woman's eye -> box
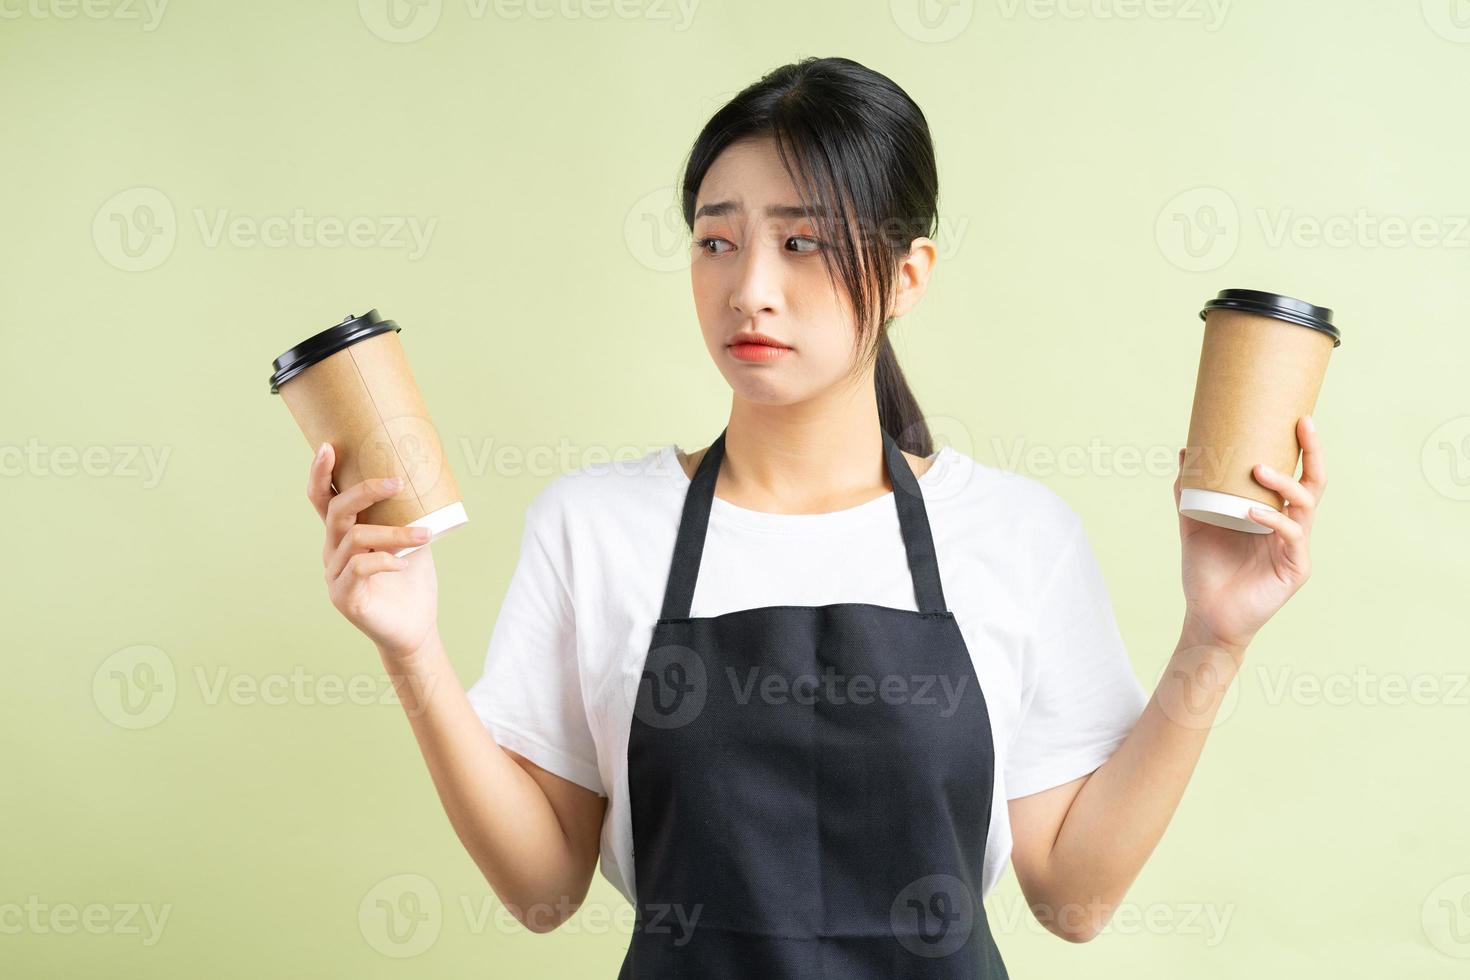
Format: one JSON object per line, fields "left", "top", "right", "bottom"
{"left": 695, "top": 235, "right": 821, "bottom": 255}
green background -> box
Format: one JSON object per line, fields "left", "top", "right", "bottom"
{"left": 4, "top": 0, "right": 1468, "bottom": 975}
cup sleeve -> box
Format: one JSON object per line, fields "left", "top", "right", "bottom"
{"left": 1003, "top": 516, "right": 1149, "bottom": 800}
{"left": 465, "top": 486, "right": 605, "bottom": 797}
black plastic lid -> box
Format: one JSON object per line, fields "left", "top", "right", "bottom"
{"left": 1199, "top": 289, "right": 1340, "bottom": 347}
{"left": 269, "top": 310, "right": 401, "bottom": 393}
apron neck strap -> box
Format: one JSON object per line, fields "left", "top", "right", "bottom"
{"left": 658, "top": 426, "right": 948, "bottom": 620}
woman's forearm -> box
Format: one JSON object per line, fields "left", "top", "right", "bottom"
{"left": 1033, "top": 623, "right": 1245, "bottom": 940}
{"left": 376, "top": 626, "right": 595, "bottom": 928}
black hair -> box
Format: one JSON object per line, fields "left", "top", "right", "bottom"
{"left": 679, "top": 55, "right": 939, "bottom": 457}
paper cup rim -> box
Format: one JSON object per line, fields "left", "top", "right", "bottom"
{"left": 1179, "top": 488, "right": 1276, "bottom": 534}
{"left": 392, "top": 501, "right": 470, "bottom": 558}
{"left": 1199, "top": 289, "right": 1340, "bottom": 347}
{"left": 269, "top": 309, "right": 401, "bottom": 393}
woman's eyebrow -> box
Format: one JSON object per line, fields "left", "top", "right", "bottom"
{"left": 693, "top": 201, "right": 830, "bottom": 220}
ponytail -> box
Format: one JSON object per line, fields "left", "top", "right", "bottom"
{"left": 874, "top": 332, "right": 933, "bottom": 457}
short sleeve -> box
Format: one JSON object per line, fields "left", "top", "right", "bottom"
{"left": 465, "top": 487, "right": 605, "bottom": 796}
{"left": 1004, "top": 516, "right": 1149, "bottom": 800}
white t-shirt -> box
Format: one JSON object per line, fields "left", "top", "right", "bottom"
{"left": 465, "top": 441, "right": 1150, "bottom": 906}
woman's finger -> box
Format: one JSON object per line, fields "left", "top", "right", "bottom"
{"left": 326, "top": 523, "right": 430, "bottom": 581}
{"left": 324, "top": 477, "right": 405, "bottom": 551}
{"left": 307, "top": 442, "right": 335, "bottom": 521}
{"left": 1248, "top": 504, "right": 1310, "bottom": 572}
{"left": 335, "top": 550, "right": 407, "bottom": 593}
{"left": 1174, "top": 448, "right": 1184, "bottom": 508}
{"left": 1253, "top": 462, "right": 1317, "bottom": 518}
{"left": 1298, "top": 415, "right": 1327, "bottom": 501}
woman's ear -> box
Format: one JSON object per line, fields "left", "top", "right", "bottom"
{"left": 891, "top": 236, "right": 937, "bottom": 319}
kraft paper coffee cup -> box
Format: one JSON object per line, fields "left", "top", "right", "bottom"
{"left": 269, "top": 310, "right": 467, "bottom": 557}
{"left": 1179, "top": 289, "right": 1341, "bottom": 534}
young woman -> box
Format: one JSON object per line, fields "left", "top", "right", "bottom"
{"left": 305, "top": 57, "right": 1326, "bottom": 978}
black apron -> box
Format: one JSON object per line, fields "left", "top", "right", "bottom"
{"left": 620, "top": 426, "right": 1008, "bottom": 979}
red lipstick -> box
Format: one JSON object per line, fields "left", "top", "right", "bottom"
{"left": 727, "top": 331, "right": 792, "bottom": 363}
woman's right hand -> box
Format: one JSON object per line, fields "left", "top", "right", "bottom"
{"left": 308, "top": 442, "right": 439, "bottom": 660}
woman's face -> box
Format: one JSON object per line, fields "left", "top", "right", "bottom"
{"left": 688, "top": 137, "right": 877, "bottom": 407}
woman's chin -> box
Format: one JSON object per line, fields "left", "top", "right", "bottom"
{"left": 723, "top": 375, "right": 805, "bottom": 406}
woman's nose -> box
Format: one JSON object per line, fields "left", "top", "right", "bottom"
{"left": 728, "top": 229, "right": 782, "bottom": 317}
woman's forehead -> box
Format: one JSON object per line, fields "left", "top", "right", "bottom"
{"left": 696, "top": 140, "right": 802, "bottom": 210}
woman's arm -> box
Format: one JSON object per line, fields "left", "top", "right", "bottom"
{"left": 1009, "top": 416, "right": 1326, "bottom": 942}
{"left": 381, "top": 625, "right": 608, "bottom": 933}
{"left": 1008, "top": 628, "right": 1239, "bottom": 942}
{"left": 305, "top": 443, "right": 606, "bottom": 932}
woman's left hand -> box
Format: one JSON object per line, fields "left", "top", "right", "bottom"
{"left": 1173, "top": 415, "right": 1326, "bottom": 658}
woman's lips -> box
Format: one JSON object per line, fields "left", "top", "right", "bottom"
{"left": 727, "top": 341, "right": 792, "bottom": 362}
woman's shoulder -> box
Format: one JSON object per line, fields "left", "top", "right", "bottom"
{"left": 929, "top": 444, "right": 1087, "bottom": 545}
{"left": 523, "top": 442, "right": 684, "bottom": 529}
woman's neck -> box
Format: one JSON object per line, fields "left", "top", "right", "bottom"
{"left": 677, "top": 383, "right": 934, "bottom": 515}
